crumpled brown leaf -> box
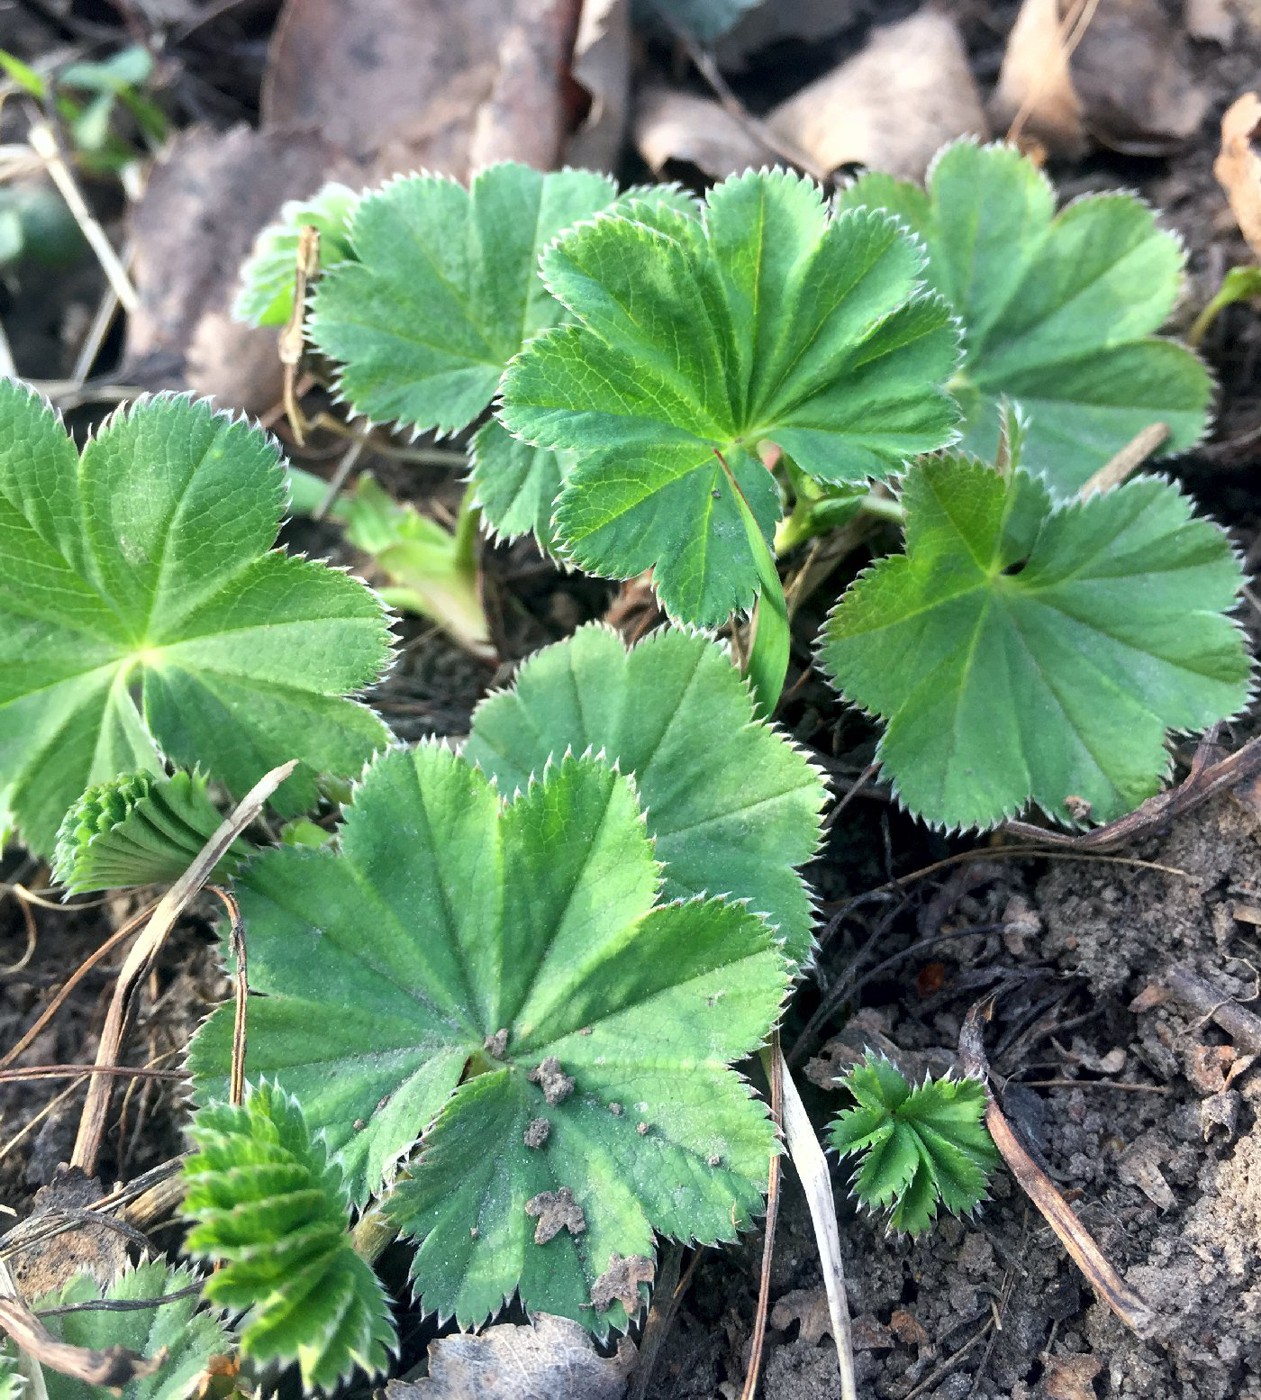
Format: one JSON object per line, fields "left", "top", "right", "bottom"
{"left": 4, "top": 1166, "right": 127, "bottom": 1298}
{"left": 387, "top": 1313, "right": 635, "bottom": 1399}
{"left": 634, "top": 86, "right": 777, "bottom": 179}
{"left": 765, "top": 10, "right": 988, "bottom": 181}
{"left": 568, "top": 0, "right": 631, "bottom": 169}
{"left": 1215, "top": 92, "right": 1261, "bottom": 260}
{"left": 993, "top": 0, "right": 1208, "bottom": 157}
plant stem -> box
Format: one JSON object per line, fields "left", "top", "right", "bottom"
{"left": 452, "top": 479, "right": 482, "bottom": 577}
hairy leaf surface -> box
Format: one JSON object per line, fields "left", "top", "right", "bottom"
{"left": 838, "top": 142, "right": 1211, "bottom": 492}
{"left": 307, "top": 165, "right": 619, "bottom": 546}
{"left": 830, "top": 1055, "right": 997, "bottom": 1235}
{"left": 189, "top": 748, "right": 785, "bottom": 1333}
{"left": 500, "top": 169, "right": 960, "bottom": 624}
{"left": 464, "top": 624, "right": 825, "bottom": 968}
{"left": 0, "top": 384, "right": 392, "bottom": 855}
{"left": 4, "top": 1261, "right": 230, "bottom": 1400}
{"left": 819, "top": 454, "right": 1250, "bottom": 828}
{"left": 183, "top": 1082, "right": 395, "bottom": 1392}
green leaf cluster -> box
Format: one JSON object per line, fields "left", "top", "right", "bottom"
{"left": 0, "top": 1261, "right": 230, "bottom": 1400}
{"left": 52, "top": 768, "right": 245, "bottom": 894}
{"left": 838, "top": 141, "right": 1212, "bottom": 494}
{"left": 0, "top": 382, "right": 392, "bottom": 856}
{"left": 500, "top": 167, "right": 961, "bottom": 625}
{"left": 183, "top": 1081, "right": 395, "bottom": 1392}
{"left": 189, "top": 742, "right": 791, "bottom": 1334}
{"left": 819, "top": 451, "right": 1250, "bottom": 828}
{"left": 829, "top": 1055, "right": 998, "bottom": 1235}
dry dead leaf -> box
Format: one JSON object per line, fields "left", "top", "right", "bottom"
{"left": 388, "top": 1313, "right": 635, "bottom": 1399}
{"left": 770, "top": 1286, "right": 832, "bottom": 1345}
{"left": 766, "top": 10, "right": 987, "bottom": 181}
{"left": 1215, "top": 92, "right": 1261, "bottom": 259}
{"left": 1184, "top": 0, "right": 1236, "bottom": 42}
{"left": 994, "top": 0, "right": 1207, "bottom": 157}
{"left": 5, "top": 1166, "right": 127, "bottom": 1299}
{"left": 634, "top": 86, "right": 777, "bottom": 179}
{"left": 992, "top": 0, "right": 1086, "bottom": 156}
{"left": 1039, "top": 1353, "right": 1104, "bottom": 1400}
{"left": 567, "top": 0, "right": 631, "bottom": 169}
{"left": 127, "top": 126, "right": 349, "bottom": 413}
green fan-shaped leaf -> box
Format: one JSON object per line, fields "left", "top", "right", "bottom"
{"left": 464, "top": 623, "right": 825, "bottom": 968}
{"left": 837, "top": 141, "right": 1212, "bottom": 493}
{"left": 819, "top": 453, "right": 1250, "bottom": 829}
{"left": 52, "top": 769, "right": 246, "bottom": 894}
{"left": 830, "top": 1055, "right": 998, "bottom": 1235}
{"left": 189, "top": 747, "right": 786, "bottom": 1333}
{"left": 183, "top": 1081, "right": 395, "bottom": 1392}
{"left": 2, "top": 1261, "right": 230, "bottom": 1400}
{"left": 233, "top": 181, "right": 359, "bottom": 328}
{"left": 499, "top": 168, "right": 961, "bottom": 626}
{"left": 307, "top": 164, "right": 619, "bottom": 546}
{"left": 0, "top": 1352, "right": 24, "bottom": 1400}
{"left": 0, "top": 383, "right": 392, "bottom": 856}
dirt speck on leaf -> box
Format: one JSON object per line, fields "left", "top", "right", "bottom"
{"left": 528, "top": 1055, "right": 575, "bottom": 1104}
{"left": 590, "top": 1252, "right": 655, "bottom": 1314}
{"left": 524, "top": 1186, "right": 585, "bottom": 1244}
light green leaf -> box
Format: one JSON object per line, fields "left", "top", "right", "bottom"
{"left": 819, "top": 453, "right": 1250, "bottom": 829}
{"left": 233, "top": 182, "right": 359, "bottom": 328}
{"left": 308, "top": 163, "right": 619, "bottom": 546}
{"left": 52, "top": 768, "right": 247, "bottom": 894}
{"left": 469, "top": 419, "right": 571, "bottom": 552}
{"left": 0, "top": 383, "right": 392, "bottom": 857}
{"left": 838, "top": 141, "right": 1212, "bottom": 493}
{"left": 499, "top": 169, "right": 961, "bottom": 625}
{"left": 309, "top": 163, "right": 615, "bottom": 435}
{"left": 183, "top": 1081, "right": 395, "bottom": 1392}
{"left": 0, "top": 1351, "right": 24, "bottom": 1400}
{"left": 189, "top": 747, "right": 786, "bottom": 1333}
{"left": 830, "top": 1055, "right": 998, "bottom": 1235}
{"left": 3, "top": 1261, "right": 230, "bottom": 1400}
{"left": 464, "top": 623, "right": 825, "bottom": 968}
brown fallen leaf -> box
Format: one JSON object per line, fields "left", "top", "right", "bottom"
{"left": 1184, "top": 0, "right": 1236, "bottom": 43}
{"left": 387, "top": 1313, "right": 635, "bottom": 1399}
{"left": 770, "top": 1286, "right": 832, "bottom": 1345}
{"left": 1040, "top": 1352, "right": 1104, "bottom": 1400}
{"left": 766, "top": 10, "right": 988, "bottom": 181}
{"left": 1215, "top": 92, "right": 1261, "bottom": 260}
{"left": 634, "top": 86, "right": 777, "bottom": 179}
{"left": 5, "top": 1166, "right": 127, "bottom": 1299}
{"left": 568, "top": 0, "right": 631, "bottom": 169}
{"left": 994, "top": 0, "right": 1207, "bottom": 157}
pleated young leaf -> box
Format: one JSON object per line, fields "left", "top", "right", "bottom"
{"left": 499, "top": 168, "right": 961, "bottom": 626}
{"left": 183, "top": 1082, "right": 396, "bottom": 1393}
{"left": 830, "top": 1055, "right": 998, "bottom": 1236}
{"left": 464, "top": 623, "right": 825, "bottom": 969}
{"left": 0, "top": 1261, "right": 230, "bottom": 1400}
{"left": 837, "top": 141, "right": 1212, "bottom": 494}
{"left": 819, "top": 453, "right": 1251, "bottom": 829}
{"left": 0, "top": 383, "right": 392, "bottom": 856}
{"left": 52, "top": 768, "right": 247, "bottom": 894}
{"left": 188, "top": 747, "right": 786, "bottom": 1334}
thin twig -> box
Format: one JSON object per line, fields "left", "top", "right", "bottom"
{"left": 1078, "top": 423, "right": 1168, "bottom": 498}
{"left": 27, "top": 120, "right": 139, "bottom": 314}
{"left": 740, "top": 1033, "right": 783, "bottom": 1400}
{"left": 210, "top": 886, "right": 249, "bottom": 1106}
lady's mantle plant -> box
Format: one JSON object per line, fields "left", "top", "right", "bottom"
{"left": 819, "top": 439, "right": 1250, "bottom": 828}
{"left": 499, "top": 166, "right": 961, "bottom": 625}
{"left": 189, "top": 746, "right": 791, "bottom": 1334}
{"left": 0, "top": 380, "right": 391, "bottom": 855}
{"left": 830, "top": 1054, "right": 998, "bottom": 1236}
{"left": 837, "top": 141, "right": 1212, "bottom": 494}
